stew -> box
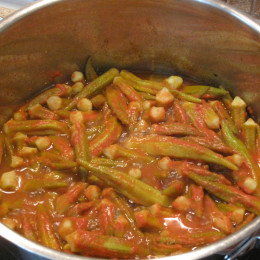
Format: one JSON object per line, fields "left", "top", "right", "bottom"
{"left": 0, "top": 61, "right": 259, "bottom": 258}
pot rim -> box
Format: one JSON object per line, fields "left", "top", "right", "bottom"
{"left": 0, "top": 0, "right": 260, "bottom": 259}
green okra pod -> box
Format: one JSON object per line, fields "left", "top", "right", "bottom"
{"left": 90, "top": 117, "right": 122, "bottom": 157}
{"left": 23, "top": 179, "right": 68, "bottom": 191}
{"left": 65, "top": 230, "right": 149, "bottom": 257}
{"left": 182, "top": 85, "right": 228, "bottom": 98}
{"left": 71, "top": 122, "right": 90, "bottom": 179}
{"left": 84, "top": 56, "right": 98, "bottom": 82}
{"left": 37, "top": 204, "right": 60, "bottom": 250}
{"left": 27, "top": 84, "right": 71, "bottom": 109}
{"left": 106, "top": 85, "right": 130, "bottom": 124}
{"left": 104, "top": 144, "right": 155, "bottom": 163}
{"left": 221, "top": 120, "right": 260, "bottom": 194}
{"left": 78, "top": 160, "right": 171, "bottom": 207}
{"left": 65, "top": 68, "right": 119, "bottom": 110}
{"left": 113, "top": 76, "right": 143, "bottom": 103}
{"left": 183, "top": 170, "right": 260, "bottom": 215}
{"left": 151, "top": 123, "right": 200, "bottom": 136}
{"left": 4, "top": 120, "right": 68, "bottom": 135}
{"left": 243, "top": 118, "right": 257, "bottom": 151}
{"left": 126, "top": 135, "right": 238, "bottom": 170}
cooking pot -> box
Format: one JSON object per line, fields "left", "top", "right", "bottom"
{"left": 0, "top": 0, "right": 260, "bottom": 259}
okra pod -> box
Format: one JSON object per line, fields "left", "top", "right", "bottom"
{"left": 50, "top": 136, "right": 74, "bottom": 160}
{"left": 71, "top": 123, "right": 90, "bottom": 179}
{"left": 67, "top": 201, "right": 95, "bottom": 217}
{"left": 121, "top": 70, "right": 202, "bottom": 102}
{"left": 4, "top": 120, "right": 68, "bottom": 135}
{"left": 65, "top": 230, "right": 149, "bottom": 257}
{"left": 103, "top": 188, "right": 143, "bottom": 237}
{"left": 28, "top": 104, "right": 59, "bottom": 120}
{"left": 235, "top": 213, "right": 255, "bottom": 231}
{"left": 22, "top": 215, "right": 37, "bottom": 242}
{"left": 37, "top": 204, "right": 60, "bottom": 250}
{"left": 221, "top": 120, "right": 260, "bottom": 193}
{"left": 158, "top": 231, "right": 225, "bottom": 246}
{"left": 106, "top": 85, "right": 130, "bottom": 124}
{"left": 231, "top": 96, "right": 246, "bottom": 129}
{"left": 182, "top": 101, "right": 223, "bottom": 143}
{"left": 40, "top": 151, "right": 77, "bottom": 170}
{"left": 90, "top": 117, "right": 122, "bottom": 157}
{"left": 78, "top": 160, "right": 171, "bottom": 207}
{"left": 27, "top": 84, "right": 71, "bottom": 109}
{"left": 104, "top": 144, "right": 155, "bottom": 163}
{"left": 151, "top": 123, "right": 200, "bottom": 136}
{"left": 90, "top": 157, "right": 127, "bottom": 167}
{"left": 210, "top": 100, "right": 237, "bottom": 134}
{"left": 243, "top": 118, "right": 257, "bottom": 151}
{"left": 113, "top": 76, "right": 143, "bottom": 103}
{"left": 65, "top": 68, "right": 119, "bottom": 110}
{"left": 220, "top": 85, "right": 233, "bottom": 109}
{"left": 184, "top": 136, "right": 234, "bottom": 154}
{"left": 173, "top": 101, "right": 190, "bottom": 124}
{"left": 216, "top": 202, "right": 245, "bottom": 224}
{"left": 126, "top": 135, "right": 238, "bottom": 170}
{"left": 182, "top": 85, "right": 228, "bottom": 98}
{"left": 84, "top": 56, "right": 98, "bottom": 82}
{"left": 23, "top": 179, "right": 68, "bottom": 191}
{"left": 183, "top": 171, "right": 260, "bottom": 215}
{"left": 204, "top": 195, "right": 232, "bottom": 234}
{"left": 98, "top": 198, "right": 116, "bottom": 235}
{"left": 162, "top": 180, "right": 185, "bottom": 197}
{"left": 190, "top": 184, "right": 204, "bottom": 218}
{"left": 55, "top": 182, "right": 87, "bottom": 214}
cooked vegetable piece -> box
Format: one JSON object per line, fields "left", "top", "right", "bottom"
{"left": 103, "top": 144, "right": 155, "bottom": 163}
{"left": 71, "top": 123, "right": 90, "bottom": 179}
{"left": 79, "top": 160, "right": 171, "bottom": 207}
{"left": 65, "top": 68, "right": 119, "bottom": 110}
{"left": 56, "top": 182, "right": 87, "bottom": 214}
{"left": 126, "top": 135, "right": 238, "bottom": 170}
{"left": 4, "top": 120, "right": 68, "bottom": 135}
{"left": 84, "top": 56, "right": 98, "bottom": 82}
{"left": 106, "top": 85, "right": 130, "bottom": 124}
{"left": 221, "top": 120, "right": 260, "bottom": 194}
{"left": 37, "top": 204, "right": 60, "bottom": 250}
{"left": 65, "top": 230, "right": 149, "bottom": 257}
{"left": 27, "top": 84, "right": 71, "bottom": 109}
{"left": 90, "top": 117, "right": 122, "bottom": 157}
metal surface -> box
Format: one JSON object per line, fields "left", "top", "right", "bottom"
{"left": 0, "top": 0, "right": 260, "bottom": 259}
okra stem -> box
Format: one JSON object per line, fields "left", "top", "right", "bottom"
{"left": 231, "top": 96, "right": 246, "bottom": 129}
{"left": 243, "top": 118, "right": 257, "bottom": 151}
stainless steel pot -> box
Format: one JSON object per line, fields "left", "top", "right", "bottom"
{"left": 0, "top": 0, "right": 260, "bottom": 259}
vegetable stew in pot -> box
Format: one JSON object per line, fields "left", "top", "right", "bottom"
{"left": 0, "top": 60, "right": 259, "bottom": 258}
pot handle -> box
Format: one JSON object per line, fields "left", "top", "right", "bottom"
{"left": 224, "top": 234, "right": 260, "bottom": 260}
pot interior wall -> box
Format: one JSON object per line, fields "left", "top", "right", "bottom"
{"left": 0, "top": 0, "right": 260, "bottom": 125}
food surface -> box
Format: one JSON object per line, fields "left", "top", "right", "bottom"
{"left": 0, "top": 61, "right": 260, "bottom": 258}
